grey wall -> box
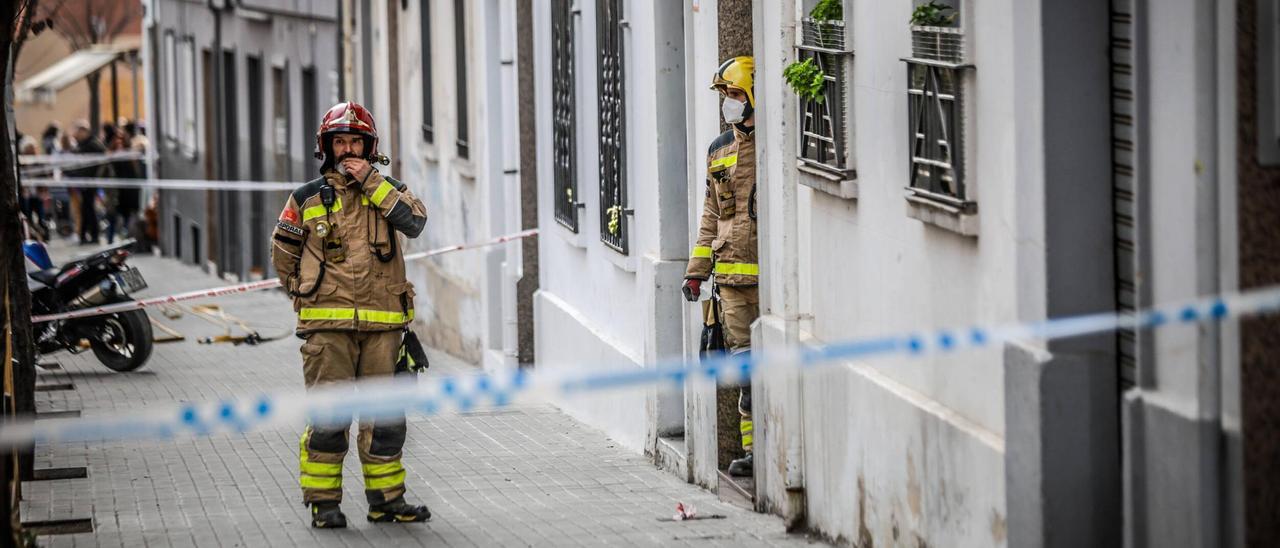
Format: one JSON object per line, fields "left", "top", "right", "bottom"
{"left": 1004, "top": 0, "right": 1121, "bottom": 546}
{"left": 153, "top": 0, "right": 337, "bottom": 278}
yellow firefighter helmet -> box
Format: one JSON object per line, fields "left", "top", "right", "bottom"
{"left": 710, "top": 56, "right": 755, "bottom": 108}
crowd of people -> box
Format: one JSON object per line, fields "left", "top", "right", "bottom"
{"left": 17, "top": 118, "right": 157, "bottom": 248}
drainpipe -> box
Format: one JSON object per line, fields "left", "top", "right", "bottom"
{"left": 499, "top": 0, "right": 521, "bottom": 366}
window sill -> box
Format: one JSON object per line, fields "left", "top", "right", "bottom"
{"left": 600, "top": 239, "right": 637, "bottom": 273}
{"left": 420, "top": 142, "right": 440, "bottom": 164}
{"left": 455, "top": 158, "right": 476, "bottom": 181}
{"left": 797, "top": 161, "right": 858, "bottom": 200}
{"left": 904, "top": 190, "right": 978, "bottom": 237}
{"left": 554, "top": 220, "right": 588, "bottom": 249}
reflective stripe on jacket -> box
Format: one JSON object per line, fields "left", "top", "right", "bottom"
{"left": 686, "top": 126, "right": 758, "bottom": 286}
{"left": 270, "top": 169, "right": 428, "bottom": 334}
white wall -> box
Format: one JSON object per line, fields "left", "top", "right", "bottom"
{"left": 753, "top": 0, "right": 1047, "bottom": 543}
{"left": 681, "top": 0, "right": 726, "bottom": 490}
{"left": 391, "top": 0, "right": 517, "bottom": 363}
{"left": 534, "top": 0, "right": 687, "bottom": 453}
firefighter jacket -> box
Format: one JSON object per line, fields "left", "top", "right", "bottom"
{"left": 271, "top": 169, "right": 428, "bottom": 334}
{"left": 686, "top": 125, "right": 758, "bottom": 286}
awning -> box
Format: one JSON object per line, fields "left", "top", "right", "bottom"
{"left": 16, "top": 44, "right": 136, "bottom": 105}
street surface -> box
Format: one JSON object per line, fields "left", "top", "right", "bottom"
{"left": 20, "top": 241, "right": 820, "bottom": 547}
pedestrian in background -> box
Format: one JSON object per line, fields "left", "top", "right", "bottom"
{"left": 106, "top": 123, "right": 140, "bottom": 244}
{"left": 67, "top": 120, "right": 111, "bottom": 245}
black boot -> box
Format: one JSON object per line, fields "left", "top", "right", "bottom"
{"left": 728, "top": 452, "right": 753, "bottom": 477}
{"left": 310, "top": 502, "right": 348, "bottom": 529}
{"left": 368, "top": 497, "right": 431, "bottom": 523}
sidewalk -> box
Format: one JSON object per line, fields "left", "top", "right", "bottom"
{"left": 20, "top": 243, "right": 820, "bottom": 547}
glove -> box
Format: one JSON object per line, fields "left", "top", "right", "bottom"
{"left": 682, "top": 279, "right": 702, "bottom": 302}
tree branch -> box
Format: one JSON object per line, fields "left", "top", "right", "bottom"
{"left": 14, "top": 0, "right": 43, "bottom": 59}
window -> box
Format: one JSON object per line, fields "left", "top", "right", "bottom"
{"left": 221, "top": 50, "right": 239, "bottom": 180}
{"left": 179, "top": 38, "right": 197, "bottom": 157}
{"left": 903, "top": 1, "right": 973, "bottom": 212}
{"left": 271, "top": 64, "right": 290, "bottom": 181}
{"left": 163, "top": 32, "right": 177, "bottom": 147}
{"left": 552, "top": 0, "right": 579, "bottom": 232}
{"left": 301, "top": 66, "right": 319, "bottom": 176}
{"left": 596, "top": 0, "right": 628, "bottom": 253}
{"left": 247, "top": 55, "right": 266, "bottom": 275}
{"left": 796, "top": 5, "right": 853, "bottom": 178}
{"left": 173, "top": 214, "right": 182, "bottom": 258}
{"left": 454, "top": 0, "right": 470, "bottom": 158}
{"left": 906, "top": 62, "right": 968, "bottom": 207}
{"left": 420, "top": 0, "right": 435, "bottom": 143}
{"left": 247, "top": 56, "right": 264, "bottom": 180}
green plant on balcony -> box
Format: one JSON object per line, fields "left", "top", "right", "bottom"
{"left": 910, "top": 1, "right": 957, "bottom": 26}
{"left": 782, "top": 0, "right": 843, "bottom": 104}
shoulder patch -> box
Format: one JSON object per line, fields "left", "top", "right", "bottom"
{"left": 276, "top": 221, "right": 305, "bottom": 237}
{"left": 290, "top": 177, "right": 326, "bottom": 206}
{"left": 279, "top": 206, "right": 300, "bottom": 224}
{"left": 708, "top": 129, "right": 735, "bottom": 156}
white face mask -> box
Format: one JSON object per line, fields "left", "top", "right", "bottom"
{"left": 721, "top": 97, "right": 747, "bottom": 124}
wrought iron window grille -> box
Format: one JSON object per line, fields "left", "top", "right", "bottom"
{"left": 552, "top": 0, "right": 580, "bottom": 232}
{"left": 904, "top": 60, "right": 973, "bottom": 211}
{"left": 597, "top": 0, "right": 628, "bottom": 254}
{"left": 421, "top": 0, "right": 435, "bottom": 144}
{"left": 796, "top": 17, "right": 853, "bottom": 178}
{"left": 903, "top": 15, "right": 972, "bottom": 211}
{"left": 454, "top": 0, "right": 470, "bottom": 159}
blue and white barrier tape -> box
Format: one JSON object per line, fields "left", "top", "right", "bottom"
{"left": 4, "top": 284, "right": 1279, "bottom": 449}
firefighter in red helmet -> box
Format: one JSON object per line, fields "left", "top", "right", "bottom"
{"left": 270, "top": 102, "right": 431, "bottom": 528}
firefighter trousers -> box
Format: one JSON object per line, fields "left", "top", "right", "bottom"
{"left": 718, "top": 284, "right": 758, "bottom": 452}
{"left": 298, "top": 330, "right": 408, "bottom": 505}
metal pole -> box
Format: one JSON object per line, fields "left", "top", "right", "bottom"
{"left": 130, "top": 53, "right": 140, "bottom": 121}
{"left": 110, "top": 60, "right": 120, "bottom": 126}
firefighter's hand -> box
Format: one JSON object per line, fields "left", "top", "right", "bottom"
{"left": 341, "top": 157, "right": 373, "bottom": 183}
{"left": 682, "top": 279, "right": 702, "bottom": 302}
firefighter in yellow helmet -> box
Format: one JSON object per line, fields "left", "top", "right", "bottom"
{"left": 682, "top": 57, "right": 758, "bottom": 477}
{"left": 271, "top": 102, "right": 431, "bottom": 528}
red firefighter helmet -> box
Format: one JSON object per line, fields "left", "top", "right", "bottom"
{"left": 313, "top": 102, "right": 379, "bottom": 165}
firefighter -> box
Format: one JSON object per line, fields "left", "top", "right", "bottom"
{"left": 270, "top": 102, "right": 431, "bottom": 528}
{"left": 682, "top": 57, "right": 759, "bottom": 478}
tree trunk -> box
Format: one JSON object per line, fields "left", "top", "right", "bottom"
{"left": 2, "top": 1, "right": 40, "bottom": 544}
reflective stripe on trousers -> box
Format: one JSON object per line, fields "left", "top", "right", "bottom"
{"left": 299, "top": 427, "right": 343, "bottom": 490}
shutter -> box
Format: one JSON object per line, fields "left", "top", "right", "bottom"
{"left": 1111, "top": 0, "right": 1140, "bottom": 389}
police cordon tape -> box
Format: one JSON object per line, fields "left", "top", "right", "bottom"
{"left": 29, "top": 228, "right": 540, "bottom": 324}
{"left": 18, "top": 153, "right": 147, "bottom": 177}
{"left": 19, "top": 152, "right": 146, "bottom": 166}
{"left": 4, "top": 284, "right": 1280, "bottom": 450}
{"left": 22, "top": 177, "right": 298, "bottom": 192}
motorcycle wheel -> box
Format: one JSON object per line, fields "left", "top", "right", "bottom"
{"left": 89, "top": 309, "right": 154, "bottom": 372}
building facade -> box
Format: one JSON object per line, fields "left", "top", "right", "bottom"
{"left": 529, "top": 0, "right": 1276, "bottom": 545}
{"left": 147, "top": 0, "right": 340, "bottom": 281}
{"left": 342, "top": 0, "right": 531, "bottom": 367}
{"left": 144, "top": 0, "right": 1280, "bottom": 544}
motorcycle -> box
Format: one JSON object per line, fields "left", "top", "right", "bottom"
{"left": 24, "top": 237, "right": 155, "bottom": 372}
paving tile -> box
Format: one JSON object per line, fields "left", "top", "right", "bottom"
{"left": 21, "top": 243, "right": 817, "bottom": 547}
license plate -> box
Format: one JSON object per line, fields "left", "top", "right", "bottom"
{"left": 118, "top": 267, "right": 147, "bottom": 293}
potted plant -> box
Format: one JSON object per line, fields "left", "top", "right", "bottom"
{"left": 783, "top": 0, "right": 844, "bottom": 104}
{"left": 909, "top": 1, "right": 962, "bottom": 64}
